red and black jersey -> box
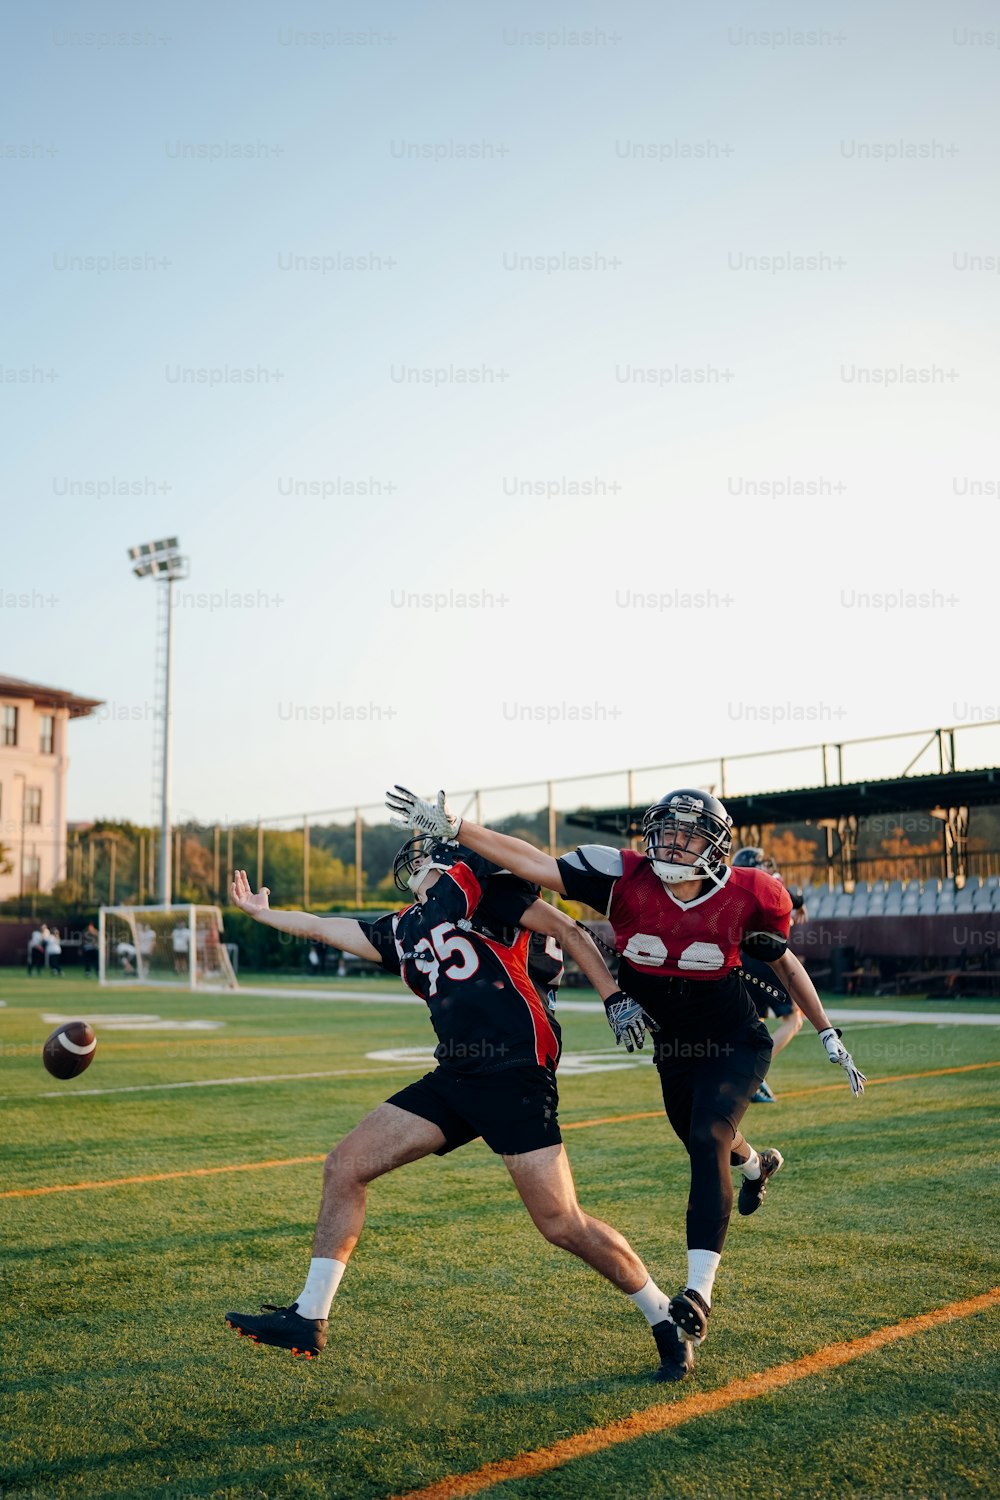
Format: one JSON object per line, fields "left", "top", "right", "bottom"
{"left": 558, "top": 849, "right": 792, "bottom": 1041}
{"left": 359, "top": 863, "right": 561, "bottom": 1075}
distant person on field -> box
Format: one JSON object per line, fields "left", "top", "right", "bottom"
{"left": 82, "top": 922, "right": 100, "bottom": 978}
{"left": 172, "top": 920, "right": 190, "bottom": 975}
{"left": 45, "top": 927, "right": 63, "bottom": 977}
{"left": 28, "top": 925, "right": 48, "bottom": 975}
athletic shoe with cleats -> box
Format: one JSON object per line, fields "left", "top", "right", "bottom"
{"left": 225, "top": 1301, "right": 327, "bottom": 1358}
{"left": 738, "top": 1148, "right": 784, "bottom": 1216}
{"left": 667, "top": 1287, "right": 710, "bottom": 1345}
{"left": 651, "top": 1316, "right": 695, "bottom": 1382}
{"left": 751, "top": 1079, "right": 776, "bottom": 1103}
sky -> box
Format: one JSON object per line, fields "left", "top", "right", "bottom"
{"left": 4, "top": 0, "right": 1000, "bottom": 831}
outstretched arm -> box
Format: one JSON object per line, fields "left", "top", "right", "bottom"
{"left": 457, "top": 821, "right": 566, "bottom": 895}
{"left": 384, "top": 785, "right": 565, "bottom": 893}
{"left": 229, "top": 870, "right": 382, "bottom": 963}
{"left": 517, "top": 899, "right": 618, "bottom": 999}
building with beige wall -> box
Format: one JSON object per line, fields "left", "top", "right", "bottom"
{"left": 0, "top": 675, "right": 102, "bottom": 901}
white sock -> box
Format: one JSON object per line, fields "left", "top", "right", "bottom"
{"left": 686, "top": 1249, "right": 721, "bottom": 1308}
{"left": 736, "top": 1147, "right": 761, "bottom": 1180}
{"left": 628, "top": 1275, "right": 671, "bottom": 1326}
{"left": 296, "top": 1257, "right": 347, "bottom": 1320}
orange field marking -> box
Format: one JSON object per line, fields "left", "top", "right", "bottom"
{"left": 3, "top": 1059, "right": 998, "bottom": 1201}
{"left": 390, "top": 1287, "right": 1000, "bottom": 1500}
{"left": 561, "top": 1058, "right": 1000, "bottom": 1129}
{"left": 0, "top": 1155, "right": 326, "bottom": 1198}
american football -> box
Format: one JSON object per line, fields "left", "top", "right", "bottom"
{"left": 41, "top": 1020, "right": 96, "bottom": 1080}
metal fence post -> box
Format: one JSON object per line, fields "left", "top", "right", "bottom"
{"left": 355, "top": 808, "right": 363, "bottom": 908}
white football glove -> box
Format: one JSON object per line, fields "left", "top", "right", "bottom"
{"left": 385, "top": 785, "right": 461, "bottom": 840}
{"left": 604, "top": 992, "right": 658, "bottom": 1053}
{"left": 819, "top": 1026, "right": 867, "bottom": 1097}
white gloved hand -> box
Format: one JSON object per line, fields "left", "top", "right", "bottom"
{"left": 385, "top": 785, "right": 461, "bottom": 840}
{"left": 819, "top": 1026, "right": 867, "bottom": 1097}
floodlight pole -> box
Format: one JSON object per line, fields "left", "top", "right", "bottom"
{"left": 160, "top": 573, "right": 175, "bottom": 908}
{"left": 128, "top": 537, "right": 187, "bottom": 910}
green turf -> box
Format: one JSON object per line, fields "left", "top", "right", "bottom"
{"left": 2, "top": 975, "right": 998, "bottom": 1500}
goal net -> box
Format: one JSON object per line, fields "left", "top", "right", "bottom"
{"left": 99, "top": 905, "right": 239, "bottom": 990}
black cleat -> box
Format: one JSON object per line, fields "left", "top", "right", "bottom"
{"left": 225, "top": 1301, "right": 327, "bottom": 1358}
{"left": 668, "top": 1287, "right": 710, "bottom": 1345}
{"left": 738, "top": 1148, "right": 784, "bottom": 1216}
{"left": 651, "top": 1316, "right": 695, "bottom": 1382}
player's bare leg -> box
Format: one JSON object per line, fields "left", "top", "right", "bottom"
{"left": 504, "top": 1144, "right": 692, "bottom": 1380}
{"left": 312, "top": 1103, "right": 446, "bottom": 1262}
{"left": 770, "top": 1005, "right": 804, "bottom": 1058}
{"left": 226, "top": 1104, "right": 445, "bottom": 1358}
{"left": 504, "top": 1143, "right": 646, "bottom": 1289}
{"left": 753, "top": 1006, "right": 803, "bottom": 1100}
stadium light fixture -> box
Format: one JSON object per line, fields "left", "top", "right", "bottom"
{"left": 128, "top": 537, "right": 185, "bottom": 580}
{"left": 127, "top": 536, "right": 189, "bottom": 907}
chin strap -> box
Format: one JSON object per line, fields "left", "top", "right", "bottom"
{"left": 407, "top": 860, "right": 453, "bottom": 894}
{"left": 650, "top": 857, "right": 727, "bottom": 888}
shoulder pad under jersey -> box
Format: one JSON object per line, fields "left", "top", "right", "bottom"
{"left": 561, "top": 845, "right": 625, "bottom": 878}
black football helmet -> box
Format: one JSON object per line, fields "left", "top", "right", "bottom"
{"left": 641, "top": 788, "right": 733, "bottom": 886}
{"left": 732, "top": 846, "right": 777, "bottom": 873}
{"left": 392, "top": 834, "right": 462, "bottom": 893}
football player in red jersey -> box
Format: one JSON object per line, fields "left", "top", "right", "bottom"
{"left": 387, "top": 786, "right": 866, "bottom": 1380}
{"left": 224, "top": 841, "right": 686, "bottom": 1378}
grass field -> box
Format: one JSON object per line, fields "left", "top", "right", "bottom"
{"left": 3, "top": 973, "right": 999, "bottom": 1500}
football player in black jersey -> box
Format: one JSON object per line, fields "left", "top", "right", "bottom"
{"left": 387, "top": 786, "right": 866, "bottom": 1379}
{"left": 224, "top": 843, "right": 688, "bottom": 1378}
{"left": 732, "top": 847, "right": 807, "bottom": 1102}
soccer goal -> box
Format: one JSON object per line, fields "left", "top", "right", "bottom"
{"left": 99, "top": 905, "right": 239, "bottom": 990}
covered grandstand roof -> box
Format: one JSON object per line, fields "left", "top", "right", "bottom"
{"left": 565, "top": 767, "right": 1000, "bottom": 838}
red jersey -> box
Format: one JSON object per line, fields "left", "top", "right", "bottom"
{"left": 558, "top": 847, "right": 793, "bottom": 1042}
{"left": 608, "top": 855, "right": 792, "bottom": 979}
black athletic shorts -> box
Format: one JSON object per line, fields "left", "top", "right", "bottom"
{"left": 386, "top": 1063, "right": 562, "bottom": 1157}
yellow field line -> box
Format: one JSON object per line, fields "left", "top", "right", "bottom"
{"left": 390, "top": 1287, "right": 1000, "bottom": 1500}
{"left": 4, "top": 1059, "right": 998, "bottom": 1201}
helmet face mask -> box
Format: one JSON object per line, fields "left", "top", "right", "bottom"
{"left": 392, "top": 835, "right": 458, "bottom": 894}
{"left": 641, "top": 789, "right": 733, "bottom": 887}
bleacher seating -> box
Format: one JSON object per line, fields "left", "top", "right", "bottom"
{"left": 793, "top": 874, "right": 1000, "bottom": 916}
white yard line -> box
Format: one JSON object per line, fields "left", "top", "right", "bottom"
{"left": 5, "top": 1063, "right": 420, "bottom": 1102}
{"left": 238, "top": 987, "right": 1000, "bottom": 1025}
